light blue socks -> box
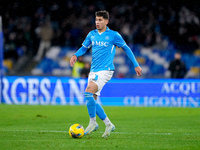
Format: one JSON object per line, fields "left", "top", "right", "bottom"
{"left": 85, "top": 92, "right": 107, "bottom": 120}
{"left": 96, "top": 103, "right": 107, "bottom": 120}
{"left": 85, "top": 92, "right": 96, "bottom": 118}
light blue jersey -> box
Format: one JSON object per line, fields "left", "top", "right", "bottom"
{"left": 75, "top": 27, "right": 139, "bottom": 72}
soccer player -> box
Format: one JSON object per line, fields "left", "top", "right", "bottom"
{"left": 70, "top": 10, "right": 142, "bottom": 138}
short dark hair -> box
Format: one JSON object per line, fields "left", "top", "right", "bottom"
{"left": 95, "top": 10, "right": 109, "bottom": 20}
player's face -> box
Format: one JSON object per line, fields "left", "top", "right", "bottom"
{"left": 95, "top": 16, "right": 108, "bottom": 32}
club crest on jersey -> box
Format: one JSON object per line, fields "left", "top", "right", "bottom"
{"left": 92, "top": 41, "right": 109, "bottom": 47}
{"left": 105, "top": 36, "right": 109, "bottom": 40}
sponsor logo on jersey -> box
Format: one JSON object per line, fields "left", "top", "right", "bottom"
{"left": 92, "top": 41, "right": 109, "bottom": 47}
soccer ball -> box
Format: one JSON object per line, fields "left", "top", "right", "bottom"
{"left": 69, "top": 124, "right": 84, "bottom": 138}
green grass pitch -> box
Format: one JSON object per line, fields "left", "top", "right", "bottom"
{"left": 0, "top": 104, "right": 200, "bottom": 150}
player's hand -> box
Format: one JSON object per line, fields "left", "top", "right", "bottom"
{"left": 70, "top": 55, "right": 77, "bottom": 67}
{"left": 135, "top": 66, "right": 142, "bottom": 77}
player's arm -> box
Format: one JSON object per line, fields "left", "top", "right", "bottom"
{"left": 122, "top": 44, "right": 139, "bottom": 67}
{"left": 70, "top": 46, "right": 88, "bottom": 67}
{"left": 121, "top": 44, "right": 142, "bottom": 76}
{"left": 114, "top": 32, "right": 142, "bottom": 76}
{"left": 70, "top": 32, "right": 92, "bottom": 67}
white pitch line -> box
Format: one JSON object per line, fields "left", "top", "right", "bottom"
{"left": 99, "top": 131, "right": 172, "bottom": 135}
{"left": 1, "top": 130, "right": 172, "bottom": 135}
{"left": 1, "top": 130, "right": 67, "bottom": 133}
{"left": 2, "top": 130, "right": 198, "bottom": 136}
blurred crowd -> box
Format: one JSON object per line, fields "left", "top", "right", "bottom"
{"left": 1, "top": 0, "right": 200, "bottom": 75}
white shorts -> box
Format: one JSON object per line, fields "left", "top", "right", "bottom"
{"left": 88, "top": 70, "right": 114, "bottom": 96}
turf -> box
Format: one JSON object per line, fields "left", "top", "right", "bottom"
{"left": 0, "top": 105, "right": 200, "bottom": 150}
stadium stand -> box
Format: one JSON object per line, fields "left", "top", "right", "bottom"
{"left": 1, "top": 0, "right": 200, "bottom": 78}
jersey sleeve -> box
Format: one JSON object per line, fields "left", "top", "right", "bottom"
{"left": 114, "top": 32, "right": 126, "bottom": 48}
{"left": 74, "top": 46, "right": 88, "bottom": 57}
{"left": 82, "top": 32, "right": 92, "bottom": 48}
{"left": 122, "top": 44, "right": 139, "bottom": 67}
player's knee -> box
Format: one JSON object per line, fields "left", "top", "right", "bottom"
{"left": 85, "top": 81, "right": 98, "bottom": 93}
{"left": 85, "top": 86, "right": 92, "bottom": 93}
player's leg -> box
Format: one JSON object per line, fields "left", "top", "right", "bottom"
{"left": 94, "top": 94, "right": 115, "bottom": 138}
{"left": 85, "top": 71, "right": 115, "bottom": 137}
{"left": 93, "top": 94, "right": 108, "bottom": 123}
{"left": 94, "top": 71, "right": 115, "bottom": 138}
{"left": 84, "top": 81, "right": 99, "bottom": 135}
